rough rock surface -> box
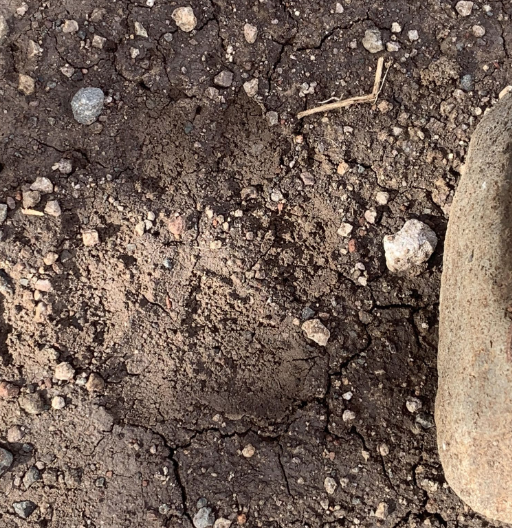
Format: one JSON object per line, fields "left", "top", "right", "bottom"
{"left": 71, "top": 87, "right": 105, "bottom": 125}
{"left": 437, "top": 93, "right": 512, "bottom": 523}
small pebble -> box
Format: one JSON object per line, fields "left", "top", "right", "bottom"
{"left": 71, "top": 87, "right": 105, "bottom": 125}
{"left": 383, "top": 219, "right": 437, "bottom": 272}
{"left": 243, "top": 78, "right": 259, "bottom": 97}
{"left": 83, "top": 229, "right": 100, "bottom": 246}
{"left": 379, "top": 443, "right": 390, "bottom": 456}
{"left": 44, "top": 252, "right": 58, "bottom": 266}
{"left": 337, "top": 223, "right": 353, "bottom": 237}
{"left": 0, "top": 15, "right": 8, "bottom": 41}
{"left": 406, "top": 397, "right": 423, "bottom": 413}
{"left": 0, "top": 447, "right": 13, "bottom": 476}
{"left": 92, "top": 34, "right": 106, "bottom": 49}
{"left": 23, "top": 466, "right": 40, "bottom": 489}
{"left": 35, "top": 279, "right": 52, "bottom": 292}
{"left": 342, "top": 410, "right": 356, "bottom": 422}
{"left": 302, "top": 319, "right": 330, "bottom": 346}
{"left": 193, "top": 507, "right": 215, "bottom": 528}
{"left": 54, "top": 361, "right": 75, "bottom": 381}
{"left": 460, "top": 74, "right": 474, "bottom": 92}
{"left": 335, "top": 3, "right": 344, "bottom": 13}
{"left": 324, "top": 476, "right": 337, "bottom": 495}
{"left": 54, "top": 158, "right": 73, "bottom": 174}
{"left": 45, "top": 200, "right": 62, "bottom": 217}
{"left": 375, "top": 191, "right": 389, "bottom": 205}
{"left": 408, "top": 29, "right": 419, "bottom": 41}
{"left": 86, "top": 372, "right": 105, "bottom": 392}
{"left": 416, "top": 413, "right": 435, "bottom": 429}
{"left": 364, "top": 209, "right": 377, "bottom": 224}
{"left": 0, "top": 204, "right": 7, "bottom": 224}
{"left": 391, "top": 22, "right": 402, "bottom": 33}
{"left": 214, "top": 519, "right": 232, "bottom": 528}
{"left": 134, "top": 21, "right": 148, "bottom": 37}
{"left": 375, "top": 502, "right": 389, "bottom": 520}
{"left": 242, "top": 444, "right": 255, "bottom": 458}
{"left": 22, "top": 190, "right": 40, "bottom": 208}
{"left": 18, "top": 74, "right": 35, "bottom": 95}
{"left": 172, "top": 6, "right": 197, "bottom": 32}
{"left": 455, "top": 0, "right": 474, "bottom": 16}
{"left": 0, "top": 381, "right": 19, "bottom": 399}
{"left": 51, "top": 396, "right": 66, "bottom": 409}
{"left": 342, "top": 391, "right": 353, "bottom": 400}
{"left": 244, "top": 23, "right": 258, "bottom": 44}
{"left": 362, "top": 29, "right": 384, "bottom": 53}
{"left": 62, "top": 19, "right": 79, "bottom": 33}
{"left": 266, "top": 111, "right": 279, "bottom": 126}
{"left": 472, "top": 25, "right": 486, "bottom": 37}
{"left": 13, "top": 501, "right": 37, "bottom": 519}
{"left": 214, "top": 70, "right": 234, "bottom": 88}
{"left": 7, "top": 426, "right": 24, "bottom": 443}
{"left": 386, "top": 42, "right": 400, "bottom": 52}
{"left": 18, "top": 392, "right": 46, "bottom": 414}
{"left": 30, "top": 177, "right": 53, "bottom": 193}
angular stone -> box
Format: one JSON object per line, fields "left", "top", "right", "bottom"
{"left": 18, "top": 74, "right": 35, "bottom": 95}
{"left": 13, "top": 500, "right": 37, "bottom": 519}
{"left": 30, "top": 177, "right": 53, "bottom": 193}
{"left": 172, "top": 6, "right": 197, "bottom": 32}
{"left": 214, "top": 70, "right": 233, "bottom": 88}
{"left": 302, "top": 319, "right": 330, "bottom": 346}
{"left": 71, "top": 87, "right": 105, "bottom": 125}
{"left": 19, "top": 392, "right": 46, "bottom": 414}
{"left": 362, "top": 29, "right": 384, "bottom": 53}
{"left": 193, "top": 507, "right": 215, "bottom": 528}
{"left": 45, "top": 200, "right": 62, "bottom": 217}
{"left": 0, "top": 447, "right": 13, "bottom": 476}
{"left": 436, "top": 93, "right": 512, "bottom": 523}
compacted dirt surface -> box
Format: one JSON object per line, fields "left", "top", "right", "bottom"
{"left": 0, "top": 0, "right": 511, "bottom": 526}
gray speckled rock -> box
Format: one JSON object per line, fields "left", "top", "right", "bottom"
{"left": 0, "top": 447, "right": 13, "bottom": 476}
{"left": 193, "top": 507, "right": 215, "bottom": 528}
{"left": 437, "top": 93, "right": 512, "bottom": 523}
{"left": 71, "top": 87, "right": 105, "bottom": 125}
{"left": 13, "top": 500, "right": 37, "bottom": 519}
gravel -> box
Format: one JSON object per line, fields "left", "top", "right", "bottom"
{"left": 54, "top": 362, "right": 75, "bottom": 381}
{"left": 23, "top": 466, "right": 41, "bottom": 489}
{"left": 22, "top": 190, "right": 40, "bottom": 208}
{"left": 302, "top": 319, "right": 330, "bottom": 346}
{"left": 71, "top": 87, "right": 105, "bottom": 125}
{"left": 241, "top": 444, "right": 256, "bottom": 458}
{"left": 243, "top": 23, "right": 258, "bottom": 44}
{"left": 193, "top": 507, "right": 215, "bottom": 528}
{"left": 460, "top": 74, "right": 474, "bottom": 92}
{"left": 18, "top": 392, "right": 46, "bottom": 414}
{"left": 30, "top": 177, "right": 53, "bottom": 193}
{"left": 172, "top": 7, "right": 197, "bottom": 32}
{"left": 455, "top": 0, "right": 473, "bottom": 16}
{"left": 51, "top": 396, "right": 66, "bottom": 409}
{"left": 383, "top": 219, "right": 438, "bottom": 272}
{"left": 0, "top": 447, "right": 13, "bottom": 476}
{"left": 0, "top": 15, "right": 8, "bottom": 41}
{"left": 324, "top": 476, "right": 337, "bottom": 494}
{"left": 45, "top": 200, "right": 62, "bottom": 217}
{"left": 362, "top": 29, "right": 384, "bottom": 53}
{"left": 214, "top": 71, "right": 234, "bottom": 88}
{"left": 243, "top": 78, "right": 259, "bottom": 97}
{"left": 13, "top": 500, "right": 37, "bottom": 519}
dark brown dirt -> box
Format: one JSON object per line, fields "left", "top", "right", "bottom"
{"left": 0, "top": 0, "right": 510, "bottom": 527}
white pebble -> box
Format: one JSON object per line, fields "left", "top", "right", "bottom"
{"left": 244, "top": 23, "right": 258, "bottom": 44}
{"left": 375, "top": 191, "right": 389, "bottom": 205}
{"left": 324, "top": 476, "right": 337, "bottom": 495}
{"left": 391, "top": 22, "right": 402, "bottom": 33}
{"left": 302, "top": 319, "right": 330, "bottom": 347}
{"left": 406, "top": 397, "right": 423, "bottom": 413}
{"left": 51, "top": 396, "right": 66, "bottom": 410}
{"left": 383, "top": 219, "right": 437, "bottom": 273}
{"left": 455, "top": 0, "right": 473, "bottom": 16}
{"left": 243, "top": 78, "right": 259, "bottom": 97}
{"left": 472, "top": 25, "right": 486, "bottom": 37}
{"left": 408, "top": 29, "right": 419, "bottom": 41}
{"left": 342, "top": 410, "right": 356, "bottom": 422}
{"left": 172, "top": 6, "right": 197, "bottom": 32}
{"left": 337, "top": 223, "right": 353, "bottom": 237}
{"left": 362, "top": 29, "right": 384, "bottom": 53}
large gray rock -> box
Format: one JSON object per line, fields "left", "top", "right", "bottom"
{"left": 436, "top": 93, "right": 512, "bottom": 523}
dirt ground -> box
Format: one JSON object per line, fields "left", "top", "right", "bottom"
{"left": 0, "top": 0, "right": 510, "bottom": 526}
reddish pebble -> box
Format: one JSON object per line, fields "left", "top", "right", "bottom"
{"left": 237, "top": 514, "right": 247, "bottom": 525}
{"left": 0, "top": 381, "right": 20, "bottom": 399}
{"left": 348, "top": 239, "right": 357, "bottom": 253}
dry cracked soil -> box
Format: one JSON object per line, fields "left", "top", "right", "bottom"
{"left": 0, "top": 0, "right": 511, "bottom": 527}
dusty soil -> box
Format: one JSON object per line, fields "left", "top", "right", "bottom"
{"left": 0, "top": 0, "right": 511, "bottom": 526}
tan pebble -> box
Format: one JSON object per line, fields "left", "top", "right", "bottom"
{"left": 54, "top": 362, "right": 75, "bottom": 381}
{"left": 86, "top": 373, "right": 105, "bottom": 392}
{"left": 241, "top": 444, "right": 255, "bottom": 458}
{"left": 243, "top": 23, "right": 258, "bottom": 44}
{"left": 18, "top": 74, "right": 35, "bottom": 95}
{"left": 44, "top": 252, "right": 58, "bottom": 266}
{"left": 0, "top": 381, "right": 20, "bottom": 399}
{"left": 45, "top": 200, "right": 61, "bottom": 217}
{"left": 172, "top": 6, "right": 197, "bottom": 32}
{"left": 82, "top": 229, "right": 99, "bottom": 246}
{"left": 35, "top": 279, "right": 52, "bottom": 292}
{"left": 62, "top": 19, "right": 79, "bottom": 33}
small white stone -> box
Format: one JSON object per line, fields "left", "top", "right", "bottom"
{"left": 364, "top": 209, "right": 377, "bottom": 224}
{"left": 337, "top": 223, "right": 353, "bottom": 237}
{"left": 324, "top": 476, "right": 337, "bottom": 495}
{"left": 62, "top": 19, "right": 79, "bottom": 33}
{"left": 455, "top": 0, "right": 473, "bottom": 16}
{"left": 379, "top": 443, "right": 390, "bottom": 456}
{"left": 472, "top": 25, "right": 486, "bottom": 37}
{"left": 213, "top": 519, "right": 231, "bottom": 528}
{"left": 383, "top": 219, "right": 438, "bottom": 272}
{"left": 54, "top": 362, "right": 75, "bottom": 381}
{"left": 302, "top": 319, "right": 330, "bottom": 346}
{"left": 342, "top": 391, "right": 353, "bottom": 400}
{"left": 342, "top": 410, "right": 356, "bottom": 422}
{"left": 244, "top": 23, "right": 258, "bottom": 44}
{"left": 146, "top": 0, "right": 155, "bottom": 6}
{"left": 134, "top": 21, "right": 148, "bottom": 37}
{"left": 386, "top": 42, "right": 400, "bottom": 52}
{"left": 335, "top": 3, "right": 344, "bottom": 13}
{"left": 45, "top": 200, "right": 62, "bottom": 217}
{"left": 51, "top": 396, "right": 66, "bottom": 410}
{"left": 362, "top": 29, "right": 384, "bottom": 53}
{"left": 16, "top": 3, "right": 29, "bottom": 16}
{"left": 391, "top": 22, "right": 402, "bottom": 33}
{"left": 214, "top": 70, "right": 233, "bottom": 88}
{"left": 241, "top": 444, "right": 255, "bottom": 458}
{"left": 243, "top": 78, "right": 259, "bottom": 97}
{"left": 92, "top": 34, "right": 106, "bottom": 49}
{"left": 375, "top": 191, "right": 389, "bottom": 205}
{"left": 266, "top": 111, "right": 279, "bottom": 126}
{"left": 375, "top": 502, "right": 389, "bottom": 520}
{"left": 406, "top": 397, "right": 422, "bottom": 413}
{"left": 172, "top": 6, "right": 197, "bottom": 32}
{"left": 27, "top": 40, "right": 43, "bottom": 58}
{"left": 130, "top": 47, "right": 140, "bottom": 59}
{"left": 55, "top": 158, "right": 73, "bottom": 174}
{"left": 60, "top": 64, "right": 74, "bottom": 78}
{"left": 22, "top": 190, "right": 40, "bottom": 208}
{"left": 35, "top": 279, "right": 52, "bottom": 292}
{"left": 408, "top": 29, "right": 419, "bottom": 41}
{"left": 82, "top": 229, "right": 100, "bottom": 247}
{"left": 30, "top": 177, "right": 53, "bottom": 194}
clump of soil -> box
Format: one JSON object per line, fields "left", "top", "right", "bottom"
{"left": 0, "top": 0, "right": 510, "bottom": 526}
